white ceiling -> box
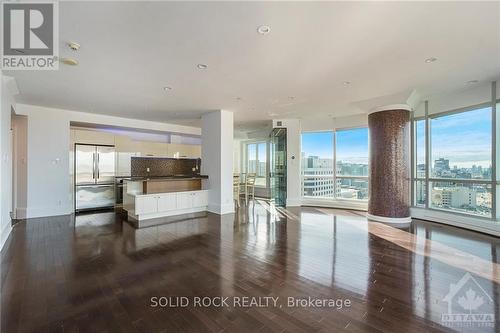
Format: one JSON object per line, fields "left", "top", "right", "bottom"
{"left": 7, "top": 1, "right": 500, "bottom": 128}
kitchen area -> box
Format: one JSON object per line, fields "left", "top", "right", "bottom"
{"left": 71, "top": 125, "right": 206, "bottom": 227}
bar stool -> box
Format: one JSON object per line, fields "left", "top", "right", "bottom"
{"left": 245, "top": 173, "right": 256, "bottom": 202}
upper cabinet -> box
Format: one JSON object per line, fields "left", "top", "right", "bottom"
{"left": 167, "top": 143, "right": 201, "bottom": 159}
{"left": 72, "top": 129, "right": 115, "bottom": 145}
{"left": 71, "top": 128, "right": 201, "bottom": 158}
{"left": 139, "top": 141, "right": 168, "bottom": 157}
{"left": 115, "top": 135, "right": 140, "bottom": 153}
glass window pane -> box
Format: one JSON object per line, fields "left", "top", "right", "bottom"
{"left": 430, "top": 181, "right": 492, "bottom": 218}
{"left": 430, "top": 107, "right": 492, "bottom": 179}
{"left": 414, "top": 180, "right": 426, "bottom": 207}
{"left": 301, "top": 132, "right": 334, "bottom": 198}
{"left": 415, "top": 119, "right": 426, "bottom": 178}
{"left": 336, "top": 128, "right": 369, "bottom": 177}
{"left": 247, "top": 144, "right": 256, "bottom": 173}
{"left": 256, "top": 142, "right": 267, "bottom": 186}
{"left": 336, "top": 178, "right": 368, "bottom": 200}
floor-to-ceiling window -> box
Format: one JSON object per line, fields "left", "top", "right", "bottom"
{"left": 430, "top": 107, "right": 493, "bottom": 217}
{"left": 335, "top": 128, "right": 369, "bottom": 200}
{"left": 301, "top": 132, "right": 334, "bottom": 198}
{"left": 301, "top": 128, "right": 368, "bottom": 201}
{"left": 246, "top": 141, "right": 268, "bottom": 187}
{"left": 412, "top": 104, "right": 495, "bottom": 219}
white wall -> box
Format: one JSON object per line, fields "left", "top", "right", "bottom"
{"left": 233, "top": 139, "right": 241, "bottom": 173}
{"left": 273, "top": 119, "right": 301, "bottom": 206}
{"left": 1, "top": 75, "right": 17, "bottom": 249}
{"left": 201, "top": 110, "right": 234, "bottom": 215}
{"left": 15, "top": 103, "right": 202, "bottom": 219}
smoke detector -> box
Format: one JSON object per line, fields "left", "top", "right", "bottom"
{"left": 68, "top": 42, "right": 80, "bottom": 51}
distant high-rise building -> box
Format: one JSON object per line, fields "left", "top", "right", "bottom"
{"left": 434, "top": 158, "right": 450, "bottom": 174}
{"left": 302, "top": 156, "right": 368, "bottom": 199}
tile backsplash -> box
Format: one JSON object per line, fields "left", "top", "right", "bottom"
{"left": 131, "top": 157, "right": 200, "bottom": 177}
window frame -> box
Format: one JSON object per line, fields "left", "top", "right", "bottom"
{"left": 411, "top": 100, "right": 496, "bottom": 220}
{"left": 301, "top": 126, "right": 369, "bottom": 202}
{"left": 244, "top": 140, "right": 269, "bottom": 188}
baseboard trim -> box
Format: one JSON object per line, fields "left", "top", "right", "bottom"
{"left": 286, "top": 198, "right": 301, "bottom": 207}
{"left": 366, "top": 213, "right": 412, "bottom": 224}
{"left": 1, "top": 223, "right": 12, "bottom": 252}
{"left": 15, "top": 207, "right": 27, "bottom": 219}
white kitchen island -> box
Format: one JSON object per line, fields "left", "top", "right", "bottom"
{"left": 123, "top": 177, "right": 209, "bottom": 228}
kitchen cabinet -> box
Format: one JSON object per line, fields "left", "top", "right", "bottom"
{"left": 73, "top": 129, "right": 115, "bottom": 145}
{"left": 139, "top": 141, "right": 168, "bottom": 157}
{"left": 115, "top": 136, "right": 141, "bottom": 176}
{"left": 167, "top": 144, "right": 201, "bottom": 158}
{"left": 157, "top": 193, "right": 177, "bottom": 211}
{"left": 192, "top": 191, "right": 208, "bottom": 207}
{"left": 135, "top": 196, "right": 158, "bottom": 215}
{"left": 132, "top": 190, "right": 208, "bottom": 218}
{"left": 176, "top": 192, "right": 193, "bottom": 210}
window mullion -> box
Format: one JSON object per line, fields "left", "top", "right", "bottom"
{"left": 333, "top": 129, "right": 337, "bottom": 200}
{"left": 425, "top": 101, "right": 430, "bottom": 209}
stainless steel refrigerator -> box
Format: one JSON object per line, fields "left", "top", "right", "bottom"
{"left": 75, "top": 144, "right": 116, "bottom": 211}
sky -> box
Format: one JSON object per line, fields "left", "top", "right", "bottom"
{"left": 419, "top": 106, "right": 492, "bottom": 168}
{"left": 302, "top": 128, "right": 369, "bottom": 164}
{"left": 302, "top": 106, "right": 492, "bottom": 169}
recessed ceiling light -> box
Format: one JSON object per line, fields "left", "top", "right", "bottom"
{"left": 68, "top": 42, "right": 80, "bottom": 51}
{"left": 268, "top": 112, "right": 279, "bottom": 117}
{"left": 197, "top": 64, "right": 208, "bottom": 70}
{"left": 466, "top": 80, "right": 479, "bottom": 84}
{"left": 342, "top": 81, "right": 351, "bottom": 86}
{"left": 425, "top": 57, "right": 437, "bottom": 63}
{"left": 163, "top": 86, "right": 172, "bottom": 91}
{"left": 257, "top": 25, "right": 271, "bottom": 35}
{"left": 60, "top": 58, "right": 78, "bottom": 66}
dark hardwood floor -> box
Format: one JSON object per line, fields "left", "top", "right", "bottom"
{"left": 1, "top": 201, "right": 499, "bottom": 332}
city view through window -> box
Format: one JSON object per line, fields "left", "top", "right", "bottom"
{"left": 300, "top": 107, "right": 493, "bottom": 218}
{"left": 247, "top": 142, "right": 267, "bottom": 186}
{"left": 415, "top": 107, "right": 493, "bottom": 217}
{"left": 302, "top": 128, "right": 369, "bottom": 200}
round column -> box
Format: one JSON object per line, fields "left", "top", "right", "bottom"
{"left": 367, "top": 104, "right": 411, "bottom": 223}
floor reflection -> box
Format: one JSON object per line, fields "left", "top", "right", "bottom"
{"left": 1, "top": 202, "right": 498, "bottom": 332}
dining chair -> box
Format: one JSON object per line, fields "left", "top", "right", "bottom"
{"left": 245, "top": 173, "right": 256, "bottom": 202}
{"left": 233, "top": 174, "right": 241, "bottom": 208}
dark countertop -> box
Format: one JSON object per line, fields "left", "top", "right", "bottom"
{"left": 122, "top": 175, "right": 208, "bottom": 182}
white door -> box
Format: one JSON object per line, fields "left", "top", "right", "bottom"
{"left": 136, "top": 196, "right": 157, "bottom": 215}
{"left": 192, "top": 191, "right": 208, "bottom": 207}
{"left": 176, "top": 192, "right": 193, "bottom": 210}
{"left": 157, "top": 193, "right": 177, "bottom": 212}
